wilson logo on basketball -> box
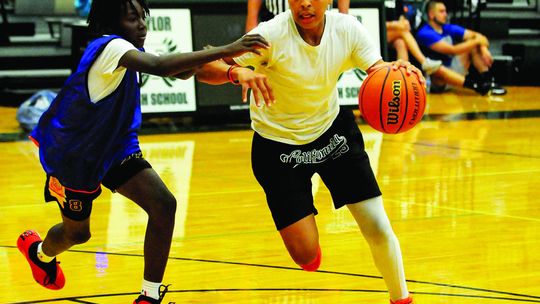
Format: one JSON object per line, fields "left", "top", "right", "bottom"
{"left": 409, "top": 82, "right": 421, "bottom": 125}
{"left": 358, "top": 65, "right": 425, "bottom": 134}
{"left": 387, "top": 80, "right": 401, "bottom": 125}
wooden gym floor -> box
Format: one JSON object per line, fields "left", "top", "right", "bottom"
{"left": 0, "top": 86, "right": 539, "bottom": 303}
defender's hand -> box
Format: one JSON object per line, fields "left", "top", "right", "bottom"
{"left": 225, "top": 34, "right": 270, "bottom": 58}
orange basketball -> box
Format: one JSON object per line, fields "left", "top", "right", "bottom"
{"left": 358, "top": 65, "right": 426, "bottom": 134}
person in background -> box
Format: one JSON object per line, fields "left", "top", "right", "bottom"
{"left": 16, "top": 0, "right": 269, "bottom": 303}
{"left": 197, "top": 0, "right": 419, "bottom": 303}
{"left": 385, "top": 0, "right": 442, "bottom": 76}
{"left": 415, "top": 0, "right": 506, "bottom": 95}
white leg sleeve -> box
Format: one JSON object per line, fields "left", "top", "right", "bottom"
{"left": 347, "top": 196, "right": 409, "bottom": 301}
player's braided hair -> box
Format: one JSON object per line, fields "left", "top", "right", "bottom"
{"left": 87, "top": 0, "right": 149, "bottom": 36}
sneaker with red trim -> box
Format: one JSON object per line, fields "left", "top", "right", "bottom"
{"left": 391, "top": 296, "right": 414, "bottom": 304}
{"left": 134, "top": 284, "right": 174, "bottom": 304}
{"left": 134, "top": 295, "right": 161, "bottom": 304}
{"left": 17, "top": 230, "right": 65, "bottom": 290}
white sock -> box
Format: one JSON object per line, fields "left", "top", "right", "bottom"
{"left": 347, "top": 196, "right": 409, "bottom": 301}
{"left": 141, "top": 280, "right": 162, "bottom": 300}
{"left": 36, "top": 242, "right": 55, "bottom": 263}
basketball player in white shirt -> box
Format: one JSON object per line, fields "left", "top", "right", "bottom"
{"left": 196, "top": 1, "right": 422, "bottom": 303}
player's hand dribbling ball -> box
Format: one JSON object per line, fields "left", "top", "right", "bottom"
{"left": 358, "top": 65, "right": 426, "bottom": 134}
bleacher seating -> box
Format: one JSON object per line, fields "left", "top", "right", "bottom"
{"left": 0, "top": 0, "right": 76, "bottom": 105}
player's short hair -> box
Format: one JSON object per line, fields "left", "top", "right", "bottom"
{"left": 87, "top": 0, "right": 150, "bottom": 36}
{"left": 425, "top": 0, "right": 444, "bottom": 14}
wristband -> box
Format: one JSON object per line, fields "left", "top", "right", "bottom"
{"left": 227, "top": 65, "right": 240, "bottom": 85}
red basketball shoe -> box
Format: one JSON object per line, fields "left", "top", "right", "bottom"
{"left": 133, "top": 284, "right": 174, "bottom": 304}
{"left": 391, "top": 296, "right": 414, "bottom": 304}
{"left": 17, "top": 230, "right": 65, "bottom": 290}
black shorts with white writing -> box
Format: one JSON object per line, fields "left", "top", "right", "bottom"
{"left": 251, "top": 108, "right": 381, "bottom": 230}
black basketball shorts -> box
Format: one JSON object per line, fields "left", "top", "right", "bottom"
{"left": 251, "top": 108, "right": 382, "bottom": 230}
{"left": 44, "top": 152, "right": 151, "bottom": 221}
{"left": 101, "top": 151, "right": 152, "bottom": 191}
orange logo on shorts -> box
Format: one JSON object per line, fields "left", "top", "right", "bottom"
{"left": 49, "top": 176, "right": 67, "bottom": 209}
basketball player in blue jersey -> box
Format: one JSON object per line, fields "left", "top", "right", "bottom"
{"left": 15, "top": 0, "right": 269, "bottom": 303}
{"left": 196, "top": 0, "right": 421, "bottom": 303}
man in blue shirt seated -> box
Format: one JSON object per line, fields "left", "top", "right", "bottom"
{"left": 416, "top": 0, "right": 506, "bottom": 95}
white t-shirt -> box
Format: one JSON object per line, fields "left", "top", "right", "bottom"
{"left": 88, "top": 38, "right": 137, "bottom": 103}
{"left": 234, "top": 10, "right": 381, "bottom": 145}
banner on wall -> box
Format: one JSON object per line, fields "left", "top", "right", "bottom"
{"left": 333, "top": 8, "right": 381, "bottom": 106}
{"left": 140, "top": 9, "right": 196, "bottom": 113}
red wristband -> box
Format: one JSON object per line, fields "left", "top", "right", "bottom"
{"left": 227, "top": 65, "right": 240, "bottom": 85}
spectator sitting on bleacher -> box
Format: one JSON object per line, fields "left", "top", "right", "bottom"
{"left": 386, "top": 0, "right": 442, "bottom": 76}
{"left": 415, "top": 0, "right": 506, "bottom": 95}
{"left": 386, "top": 16, "right": 443, "bottom": 75}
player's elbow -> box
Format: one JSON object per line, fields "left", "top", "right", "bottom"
{"left": 175, "top": 69, "right": 197, "bottom": 80}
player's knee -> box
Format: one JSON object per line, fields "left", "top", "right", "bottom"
{"left": 161, "top": 193, "right": 177, "bottom": 215}
{"left": 67, "top": 230, "right": 91, "bottom": 245}
{"left": 298, "top": 246, "right": 322, "bottom": 272}
{"left": 364, "top": 223, "right": 396, "bottom": 246}
{"left": 148, "top": 192, "right": 177, "bottom": 220}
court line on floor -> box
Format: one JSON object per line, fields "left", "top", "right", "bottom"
{"left": 7, "top": 288, "right": 540, "bottom": 304}
{"left": 73, "top": 249, "right": 540, "bottom": 301}
{"left": 386, "top": 138, "right": 540, "bottom": 160}
{"left": 2, "top": 108, "right": 540, "bottom": 144}
{"left": 424, "top": 109, "right": 540, "bottom": 123}
{"left": 2, "top": 245, "right": 538, "bottom": 302}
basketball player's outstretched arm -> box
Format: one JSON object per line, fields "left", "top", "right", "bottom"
{"left": 196, "top": 58, "right": 275, "bottom": 107}
{"left": 117, "top": 34, "right": 269, "bottom": 78}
